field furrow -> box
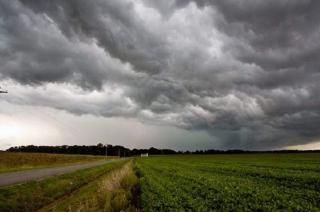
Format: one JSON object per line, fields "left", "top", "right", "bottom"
{"left": 136, "top": 154, "right": 320, "bottom": 211}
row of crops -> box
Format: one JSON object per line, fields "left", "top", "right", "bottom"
{"left": 135, "top": 154, "right": 320, "bottom": 211}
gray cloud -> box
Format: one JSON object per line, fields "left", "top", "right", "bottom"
{"left": 19, "top": 0, "right": 169, "bottom": 75}
{"left": 1, "top": 0, "right": 320, "bottom": 149}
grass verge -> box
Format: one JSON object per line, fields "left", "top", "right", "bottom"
{"left": 0, "top": 159, "right": 127, "bottom": 212}
{"left": 40, "top": 161, "right": 140, "bottom": 212}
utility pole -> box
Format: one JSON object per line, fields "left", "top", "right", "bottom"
{"left": 105, "top": 143, "right": 108, "bottom": 159}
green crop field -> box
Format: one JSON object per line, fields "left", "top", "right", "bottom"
{"left": 136, "top": 154, "right": 320, "bottom": 211}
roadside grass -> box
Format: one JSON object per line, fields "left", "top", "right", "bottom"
{"left": 0, "top": 159, "right": 127, "bottom": 212}
{"left": 41, "top": 161, "right": 140, "bottom": 212}
{"left": 0, "top": 152, "right": 115, "bottom": 173}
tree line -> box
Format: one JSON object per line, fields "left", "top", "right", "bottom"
{"left": 6, "top": 144, "right": 320, "bottom": 156}
{"left": 6, "top": 144, "right": 177, "bottom": 156}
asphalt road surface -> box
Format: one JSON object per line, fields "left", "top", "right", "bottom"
{"left": 0, "top": 159, "right": 120, "bottom": 186}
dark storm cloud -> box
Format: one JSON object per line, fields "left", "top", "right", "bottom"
{"left": 1, "top": 0, "right": 320, "bottom": 149}
{"left": 19, "top": 0, "right": 169, "bottom": 75}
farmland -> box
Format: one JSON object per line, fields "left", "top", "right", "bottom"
{"left": 136, "top": 154, "right": 320, "bottom": 211}
{"left": 1, "top": 153, "right": 320, "bottom": 211}
{"left": 0, "top": 152, "right": 110, "bottom": 173}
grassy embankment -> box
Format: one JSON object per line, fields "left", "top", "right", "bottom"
{"left": 0, "top": 152, "right": 115, "bottom": 173}
{"left": 136, "top": 153, "right": 320, "bottom": 211}
{"left": 0, "top": 159, "right": 139, "bottom": 212}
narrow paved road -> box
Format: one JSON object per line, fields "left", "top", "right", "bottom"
{"left": 0, "top": 159, "right": 120, "bottom": 186}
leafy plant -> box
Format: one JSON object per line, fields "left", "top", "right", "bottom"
{"left": 136, "top": 154, "right": 320, "bottom": 211}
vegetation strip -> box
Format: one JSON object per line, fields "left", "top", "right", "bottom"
{"left": 0, "top": 159, "right": 128, "bottom": 212}
{"left": 40, "top": 161, "right": 140, "bottom": 212}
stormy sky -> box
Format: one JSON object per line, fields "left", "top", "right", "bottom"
{"left": 1, "top": 0, "right": 320, "bottom": 150}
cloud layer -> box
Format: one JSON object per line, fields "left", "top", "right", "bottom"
{"left": 1, "top": 0, "right": 320, "bottom": 149}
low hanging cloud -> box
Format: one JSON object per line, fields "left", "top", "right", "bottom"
{"left": 1, "top": 0, "right": 320, "bottom": 149}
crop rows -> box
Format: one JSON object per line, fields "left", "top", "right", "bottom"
{"left": 136, "top": 154, "right": 320, "bottom": 211}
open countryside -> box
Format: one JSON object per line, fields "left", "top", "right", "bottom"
{"left": 0, "top": 151, "right": 319, "bottom": 211}
{"left": 1, "top": 0, "right": 320, "bottom": 211}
